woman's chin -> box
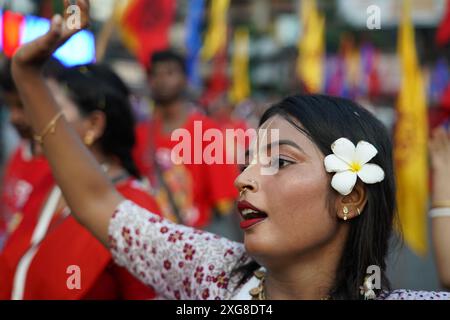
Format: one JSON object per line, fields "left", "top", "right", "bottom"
{"left": 243, "top": 228, "right": 272, "bottom": 259}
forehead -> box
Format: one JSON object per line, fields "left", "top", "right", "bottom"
{"left": 258, "top": 115, "right": 322, "bottom": 156}
{"left": 150, "top": 60, "right": 183, "bottom": 73}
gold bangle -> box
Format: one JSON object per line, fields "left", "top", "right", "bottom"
{"left": 34, "top": 111, "right": 64, "bottom": 146}
{"left": 431, "top": 200, "right": 450, "bottom": 209}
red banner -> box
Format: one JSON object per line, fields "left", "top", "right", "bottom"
{"left": 121, "top": 0, "right": 175, "bottom": 68}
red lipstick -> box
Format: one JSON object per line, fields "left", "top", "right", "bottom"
{"left": 237, "top": 200, "right": 268, "bottom": 230}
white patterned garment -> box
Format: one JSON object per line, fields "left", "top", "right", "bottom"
{"left": 108, "top": 200, "right": 450, "bottom": 300}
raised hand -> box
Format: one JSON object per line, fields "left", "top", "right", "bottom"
{"left": 13, "top": 0, "right": 90, "bottom": 68}
{"left": 430, "top": 126, "right": 450, "bottom": 171}
{"left": 429, "top": 125, "right": 450, "bottom": 203}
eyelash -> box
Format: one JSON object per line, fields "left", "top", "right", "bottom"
{"left": 276, "top": 157, "right": 295, "bottom": 169}
{"left": 239, "top": 156, "right": 295, "bottom": 172}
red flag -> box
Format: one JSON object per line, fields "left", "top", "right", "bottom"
{"left": 436, "top": 0, "right": 450, "bottom": 46}
{"left": 200, "top": 48, "right": 229, "bottom": 108}
{"left": 120, "top": 0, "right": 175, "bottom": 68}
{"left": 2, "top": 11, "right": 25, "bottom": 58}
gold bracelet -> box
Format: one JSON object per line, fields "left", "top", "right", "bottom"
{"left": 431, "top": 200, "right": 450, "bottom": 209}
{"left": 34, "top": 111, "right": 64, "bottom": 146}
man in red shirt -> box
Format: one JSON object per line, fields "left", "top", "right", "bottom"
{"left": 133, "top": 50, "right": 239, "bottom": 230}
{"left": 0, "top": 60, "right": 57, "bottom": 249}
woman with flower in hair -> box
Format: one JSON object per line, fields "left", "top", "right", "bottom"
{"left": 10, "top": 0, "right": 449, "bottom": 300}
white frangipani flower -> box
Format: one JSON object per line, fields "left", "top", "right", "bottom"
{"left": 324, "top": 138, "right": 385, "bottom": 196}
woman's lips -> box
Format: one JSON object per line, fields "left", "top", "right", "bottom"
{"left": 240, "top": 217, "right": 267, "bottom": 229}
{"left": 237, "top": 200, "right": 268, "bottom": 230}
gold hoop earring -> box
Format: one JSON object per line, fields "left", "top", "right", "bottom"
{"left": 343, "top": 206, "right": 349, "bottom": 221}
{"left": 84, "top": 131, "right": 96, "bottom": 146}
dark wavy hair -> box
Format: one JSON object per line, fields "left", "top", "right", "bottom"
{"left": 53, "top": 64, "right": 140, "bottom": 178}
{"left": 237, "top": 94, "right": 397, "bottom": 300}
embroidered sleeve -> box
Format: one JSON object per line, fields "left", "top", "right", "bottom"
{"left": 381, "top": 290, "right": 450, "bottom": 300}
{"left": 108, "top": 200, "right": 250, "bottom": 300}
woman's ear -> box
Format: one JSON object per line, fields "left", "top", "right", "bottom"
{"left": 335, "top": 181, "right": 368, "bottom": 221}
{"left": 84, "top": 111, "right": 106, "bottom": 144}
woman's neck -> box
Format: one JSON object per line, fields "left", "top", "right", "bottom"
{"left": 90, "top": 148, "right": 125, "bottom": 180}
{"left": 265, "top": 262, "right": 335, "bottom": 300}
{"left": 263, "top": 228, "right": 347, "bottom": 300}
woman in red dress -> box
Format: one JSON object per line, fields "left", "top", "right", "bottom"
{"left": 0, "top": 64, "right": 161, "bottom": 299}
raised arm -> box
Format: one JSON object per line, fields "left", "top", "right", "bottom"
{"left": 11, "top": 0, "right": 122, "bottom": 246}
{"left": 109, "top": 200, "right": 249, "bottom": 299}
{"left": 429, "top": 126, "right": 450, "bottom": 289}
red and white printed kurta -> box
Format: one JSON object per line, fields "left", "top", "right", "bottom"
{"left": 109, "top": 200, "right": 450, "bottom": 300}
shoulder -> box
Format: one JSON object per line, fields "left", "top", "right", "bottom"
{"left": 379, "top": 289, "right": 450, "bottom": 300}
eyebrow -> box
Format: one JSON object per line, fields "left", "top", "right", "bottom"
{"left": 245, "top": 139, "right": 309, "bottom": 157}
{"left": 272, "top": 140, "right": 308, "bottom": 156}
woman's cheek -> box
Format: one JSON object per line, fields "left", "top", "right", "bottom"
{"left": 279, "top": 168, "right": 331, "bottom": 224}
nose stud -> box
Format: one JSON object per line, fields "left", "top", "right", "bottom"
{"left": 239, "top": 179, "right": 258, "bottom": 197}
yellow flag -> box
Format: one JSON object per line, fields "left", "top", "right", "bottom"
{"left": 201, "top": 0, "right": 230, "bottom": 61}
{"left": 394, "top": 0, "right": 429, "bottom": 256}
{"left": 297, "top": 0, "right": 325, "bottom": 93}
{"left": 230, "top": 27, "right": 250, "bottom": 104}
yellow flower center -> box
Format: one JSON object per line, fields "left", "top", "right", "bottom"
{"left": 349, "top": 162, "right": 362, "bottom": 172}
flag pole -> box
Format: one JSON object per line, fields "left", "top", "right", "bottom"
{"left": 95, "top": 0, "right": 121, "bottom": 62}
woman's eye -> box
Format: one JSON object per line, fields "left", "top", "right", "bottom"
{"left": 239, "top": 157, "right": 294, "bottom": 172}
{"left": 278, "top": 158, "right": 293, "bottom": 168}
{"left": 267, "top": 156, "right": 294, "bottom": 169}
